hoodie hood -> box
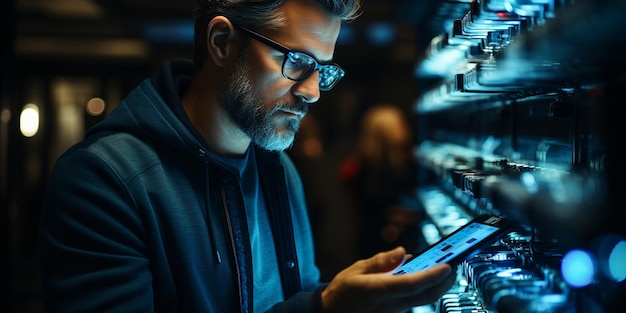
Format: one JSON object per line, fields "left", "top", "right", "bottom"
{"left": 86, "top": 59, "right": 205, "bottom": 157}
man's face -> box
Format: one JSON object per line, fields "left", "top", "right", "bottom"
{"left": 219, "top": 0, "right": 342, "bottom": 152}
{"left": 219, "top": 48, "right": 308, "bottom": 152}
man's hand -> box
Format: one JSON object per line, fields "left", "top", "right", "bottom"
{"left": 321, "top": 246, "right": 455, "bottom": 313}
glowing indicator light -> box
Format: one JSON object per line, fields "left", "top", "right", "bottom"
{"left": 561, "top": 249, "right": 595, "bottom": 288}
{"left": 609, "top": 240, "right": 626, "bottom": 282}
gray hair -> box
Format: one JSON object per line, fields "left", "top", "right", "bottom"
{"left": 192, "top": 0, "right": 362, "bottom": 71}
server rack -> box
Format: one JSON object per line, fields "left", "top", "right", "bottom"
{"left": 410, "top": 0, "right": 626, "bottom": 312}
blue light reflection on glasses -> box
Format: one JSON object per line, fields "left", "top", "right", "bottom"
{"left": 235, "top": 25, "right": 345, "bottom": 91}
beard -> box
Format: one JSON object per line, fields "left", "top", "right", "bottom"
{"left": 220, "top": 48, "right": 309, "bottom": 152}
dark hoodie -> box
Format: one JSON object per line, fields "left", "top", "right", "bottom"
{"left": 38, "top": 59, "right": 324, "bottom": 312}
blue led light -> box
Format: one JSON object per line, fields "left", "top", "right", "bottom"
{"left": 561, "top": 249, "right": 595, "bottom": 288}
{"left": 520, "top": 172, "right": 538, "bottom": 193}
{"left": 591, "top": 234, "right": 626, "bottom": 282}
{"left": 609, "top": 240, "right": 626, "bottom": 282}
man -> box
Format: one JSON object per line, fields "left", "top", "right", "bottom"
{"left": 38, "top": 0, "right": 455, "bottom": 312}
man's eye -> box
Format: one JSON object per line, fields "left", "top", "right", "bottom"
{"left": 288, "top": 53, "right": 314, "bottom": 67}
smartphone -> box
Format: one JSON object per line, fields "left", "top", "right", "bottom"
{"left": 392, "top": 214, "right": 516, "bottom": 275}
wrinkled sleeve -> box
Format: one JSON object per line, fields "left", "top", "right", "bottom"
{"left": 38, "top": 146, "right": 153, "bottom": 313}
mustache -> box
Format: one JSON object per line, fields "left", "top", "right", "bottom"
{"left": 275, "top": 99, "right": 309, "bottom": 116}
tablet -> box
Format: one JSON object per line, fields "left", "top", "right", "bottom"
{"left": 393, "top": 214, "right": 516, "bottom": 275}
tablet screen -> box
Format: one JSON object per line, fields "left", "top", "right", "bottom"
{"left": 392, "top": 220, "right": 500, "bottom": 275}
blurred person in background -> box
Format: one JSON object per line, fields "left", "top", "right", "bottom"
{"left": 38, "top": 0, "right": 454, "bottom": 312}
{"left": 340, "top": 104, "right": 423, "bottom": 260}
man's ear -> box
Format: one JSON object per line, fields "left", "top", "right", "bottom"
{"left": 206, "top": 16, "right": 237, "bottom": 67}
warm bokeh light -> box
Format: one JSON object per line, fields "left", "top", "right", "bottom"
{"left": 20, "top": 103, "right": 40, "bottom": 137}
{"left": 86, "top": 97, "right": 106, "bottom": 116}
{"left": 1, "top": 108, "right": 11, "bottom": 123}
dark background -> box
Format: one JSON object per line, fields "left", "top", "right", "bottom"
{"left": 2, "top": 1, "right": 446, "bottom": 312}
{"left": 7, "top": 1, "right": 624, "bottom": 312}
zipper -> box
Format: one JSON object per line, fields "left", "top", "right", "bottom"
{"left": 200, "top": 148, "right": 248, "bottom": 312}
{"left": 219, "top": 181, "right": 245, "bottom": 312}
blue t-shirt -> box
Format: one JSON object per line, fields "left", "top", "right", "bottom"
{"left": 215, "top": 147, "right": 284, "bottom": 311}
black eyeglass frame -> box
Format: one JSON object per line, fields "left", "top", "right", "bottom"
{"left": 235, "top": 25, "right": 345, "bottom": 91}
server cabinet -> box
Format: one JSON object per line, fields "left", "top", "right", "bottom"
{"left": 410, "top": 0, "right": 626, "bottom": 312}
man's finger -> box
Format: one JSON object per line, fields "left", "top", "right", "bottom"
{"left": 364, "top": 247, "right": 407, "bottom": 274}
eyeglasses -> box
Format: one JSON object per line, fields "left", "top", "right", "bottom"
{"left": 236, "top": 26, "right": 345, "bottom": 91}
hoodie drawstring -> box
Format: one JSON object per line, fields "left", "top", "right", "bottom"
{"left": 200, "top": 148, "right": 222, "bottom": 264}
